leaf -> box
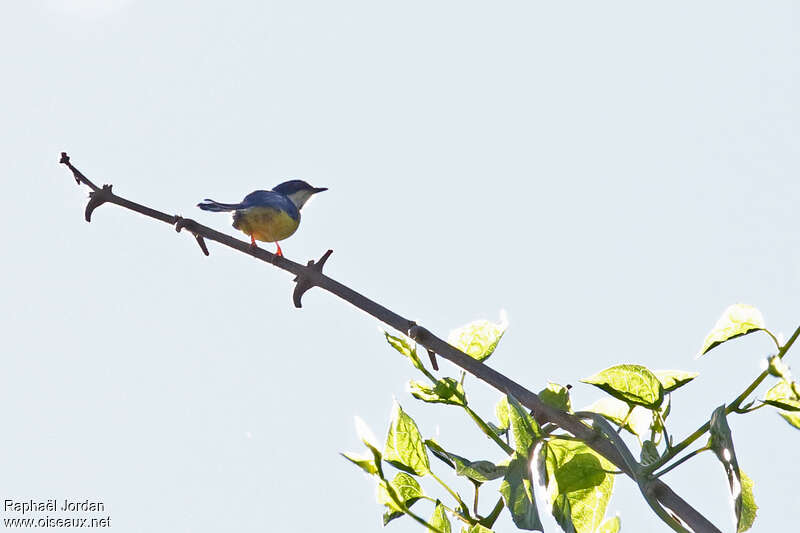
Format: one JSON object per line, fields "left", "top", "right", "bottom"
{"left": 429, "top": 501, "right": 452, "bottom": 533}
{"left": 544, "top": 440, "right": 615, "bottom": 533}
{"left": 581, "top": 364, "right": 664, "bottom": 409}
{"left": 505, "top": 395, "right": 542, "bottom": 456}
{"left": 779, "top": 411, "right": 800, "bottom": 429}
{"left": 353, "top": 416, "right": 384, "bottom": 477}
{"left": 763, "top": 381, "right": 800, "bottom": 411}
{"left": 495, "top": 397, "right": 510, "bottom": 430}
{"left": 766, "top": 356, "right": 792, "bottom": 380}
{"left": 409, "top": 378, "right": 467, "bottom": 407}
{"left": 384, "top": 401, "right": 430, "bottom": 476}
{"left": 377, "top": 472, "right": 423, "bottom": 513}
{"left": 738, "top": 470, "right": 757, "bottom": 532}
{"left": 463, "top": 525, "right": 494, "bottom": 533}
{"left": 699, "top": 304, "right": 766, "bottom": 356}
{"left": 596, "top": 516, "right": 621, "bottom": 533}
{"left": 539, "top": 382, "right": 572, "bottom": 412}
{"left": 448, "top": 315, "right": 507, "bottom": 362}
{"left": 423, "top": 440, "right": 506, "bottom": 482}
{"left": 385, "top": 331, "right": 426, "bottom": 372}
{"left": 499, "top": 452, "right": 543, "bottom": 531}
{"left": 654, "top": 370, "right": 699, "bottom": 393}
{"left": 341, "top": 451, "right": 379, "bottom": 476}
{"left": 708, "top": 405, "right": 748, "bottom": 532}
{"left": 585, "top": 398, "right": 652, "bottom": 437}
{"left": 640, "top": 440, "right": 660, "bottom": 466}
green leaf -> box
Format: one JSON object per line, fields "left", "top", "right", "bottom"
{"left": 353, "top": 416, "right": 384, "bottom": 477}
{"left": 499, "top": 452, "right": 543, "bottom": 531}
{"left": 738, "top": 470, "right": 757, "bottom": 532}
{"left": 708, "top": 405, "right": 748, "bottom": 532}
{"left": 581, "top": 364, "right": 664, "bottom": 409}
{"left": 504, "top": 395, "right": 542, "bottom": 456}
{"left": 385, "top": 331, "right": 426, "bottom": 372}
{"left": 429, "top": 501, "right": 452, "bottom": 533}
{"left": 699, "top": 304, "right": 766, "bottom": 356}
{"left": 640, "top": 440, "right": 660, "bottom": 466}
{"left": 409, "top": 378, "right": 467, "bottom": 406}
{"left": 377, "top": 472, "right": 423, "bottom": 513}
{"left": 463, "top": 525, "right": 494, "bottom": 533}
{"left": 384, "top": 401, "right": 430, "bottom": 476}
{"left": 423, "top": 440, "right": 506, "bottom": 482}
{"left": 539, "top": 382, "right": 572, "bottom": 412}
{"left": 584, "top": 398, "right": 652, "bottom": 437}
{"left": 779, "top": 411, "right": 800, "bottom": 429}
{"left": 544, "top": 440, "right": 615, "bottom": 533}
{"left": 654, "top": 370, "right": 699, "bottom": 393}
{"left": 495, "top": 398, "right": 510, "bottom": 430}
{"left": 767, "top": 356, "right": 791, "bottom": 380}
{"left": 448, "top": 315, "right": 507, "bottom": 362}
{"left": 596, "top": 516, "right": 621, "bottom": 533}
{"left": 341, "top": 451, "right": 379, "bottom": 476}
{"left": 763, "top": 381, "right": 800, "bottom": 411}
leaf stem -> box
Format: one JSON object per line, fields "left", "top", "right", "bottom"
{"left": 464, "top": 406, "right": 515, "bottom": 455}
{"left": 429, "top": 469, "right": 471, "bottom": 518}
{"left": 653, "top": 446, "right": 710, "bottom": 478}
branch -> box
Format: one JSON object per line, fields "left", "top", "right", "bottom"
{"left": 60, "top": 153, "right": 721, "bottom": 533}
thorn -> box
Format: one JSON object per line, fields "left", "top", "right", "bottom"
{"left": 174, "top": 216, "right": 210, "bottom": 256}
{"left": 85, "top": 184, "right": 113, "bottom": 222}
{"left": 427, "top": 349, "right": 439, "bottom": 371}
{"left": 292, "top": 249, "right": 333, "bottom": 308}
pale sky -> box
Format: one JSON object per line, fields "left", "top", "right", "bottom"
{"left": 1, "top": 2, "right": 798, "bottom": 532}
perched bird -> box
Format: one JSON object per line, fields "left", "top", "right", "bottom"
{"left": 197, "top": 180, "right": 327, "bottom": 257}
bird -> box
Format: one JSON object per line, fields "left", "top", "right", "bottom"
{"left": 197, "top": 180, "right": 327, "bottom": 257}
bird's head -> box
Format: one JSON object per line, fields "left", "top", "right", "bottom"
{"left": 272, "top": 180, "right": 328, "bottom": 209}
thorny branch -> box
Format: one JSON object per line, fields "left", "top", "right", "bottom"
{"left": 60, "top": 153, "right": 721, "bottom": 533}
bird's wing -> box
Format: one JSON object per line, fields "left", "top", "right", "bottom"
{"left": 240, "top": 190, "right": 300, "bottom": 218}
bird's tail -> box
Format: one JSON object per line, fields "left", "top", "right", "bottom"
{"left": 197, "top": 199, "right": 242, "bottom": 212}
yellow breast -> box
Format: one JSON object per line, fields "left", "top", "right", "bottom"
{"left": 233, "top": 207, "right": 300, "bottom": 242}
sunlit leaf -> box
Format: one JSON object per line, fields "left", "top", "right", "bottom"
{"left": 463, "top": 524, "right": 494, "bottom": 533}
{"left": 504, "top": 395, "right": 542, "bottom": 456}
{"left": 448, "top": 314, "right": 507, "bottom": 362}
{"left": 779, "top": 411, "right": 800, "bottom": 429}
{"left": 384, "top": 401, "right": 430, "bottom": 476}
{"left": 499, "top": 452, "right": 543, "bottom": 531}
{"left": 708, "top": 405, "right": 748, "bottom": 532}
{"left": 581, "top": 364, "right": 664, "bottom": 409}
{"left": 377, "top": 472, "right": 423, "bottom": 513}
{"left": 539, "top": 382, "right": 572, "bottom": 412}
{"left": 429, "top": 501, "right": 452, "bottom": 533}
{"left": 341, "top": 451, "right": 379, "bottom": 476}
{"left": 585, "top": 398, "right": 652, "bottom": 437}
{"left": 495, "top": 397, "right": 510, "bottom": 430}
{"left": 699, "top": 304, "right": 766, "bottom": 356}
{"left": 738, "top": 470, "right": 757, "bottom": 532}
{"left": 409, "top": 378, "right": 467, "bottom": 406}
{"left": 763, "top": 381, "right": 800, "bottom": 411}
{"left": 654, "top": 370, "right": 699, "bottom": 393}
{"left": 544, "top": 440, "right": 614, "bottom": 533}
{"left": 385, "top": 331, "right": 426, "bottom": 372}
{"left": 767, "top": 356, "right": 792, "bottom": 380}
{"left": 596, "top": 516, "right": 621, "bottom": 533}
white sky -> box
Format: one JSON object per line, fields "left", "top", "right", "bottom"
{"left": 1, "top": 1, "right": 798, "bottom": 532}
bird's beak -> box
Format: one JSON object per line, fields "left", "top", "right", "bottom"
{"left": 312, "top": 187, "right": 328, "bottom": 194}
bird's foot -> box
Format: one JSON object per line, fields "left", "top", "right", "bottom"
{"left": 275, "top": 242, "right": 284, "bottom": 257}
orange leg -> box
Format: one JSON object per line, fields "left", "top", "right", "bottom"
{"left": 275, "top": 242, "right": 284, "bottom": 257}
{"left": 250, "top": 234, "right": 258, "bottom": 249}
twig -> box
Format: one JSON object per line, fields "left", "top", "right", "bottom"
{"left": 60, "top": 153, "right": 722, "bottom": 533}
